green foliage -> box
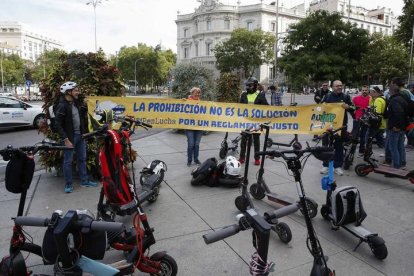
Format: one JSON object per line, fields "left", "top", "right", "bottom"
{"left": 39, "top": 51, "right": 125, "bottom": 176}
{"left": 116, "top": 44, "right": 176, "bottom": 92}
{"left": 358, "top": 33, "right": 409, "bottom": 85}
{"left": 0, "top": 53, "right": 25, "bottom": 86}
{"left": 216, "top": 73, "right": 241, "bottom": 103}
{"left": 279, "top": 10, "right": 370, "bottom": 86}
{"left": 31, "top": 49, "right": 66, "bottom": 83}
{"left": 170, "top": 63, "right": 215, "bottom": 100}
{"left": 394, "top": 0, "right": 414, "bottom": 48}
{"left": 214, "top": 28, "right": 275, "bottom": 77}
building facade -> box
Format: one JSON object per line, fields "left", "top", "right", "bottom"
{"left": 0, "top": 21, "right": 63, "bottom": 62}
{"left": 176, "top": 0, "right": 398, "bottom": 85}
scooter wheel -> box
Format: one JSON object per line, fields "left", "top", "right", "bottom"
{"left": 147, "top": 186, "right": 160, "bottom": 203}
{"left": 355, "top": 163, "right": 371, "bottom": 177}
{"left": 150, "top": 253, "right": 178, "bottom": 276}
{"left": 273, "top": 222, "right": 292, "bottom": 243}
{"left": 219, "top": 146, "right": 228, "bottom": 159}
{"left": 299, "top": 198, "right": 318, "bottom": 219}
{"left": 235, "top": 195, "right": 249, "bottom": 212}
{"left": 266, "top": 138, "right": 273, "bottom": 148}
{"left": 368, "top": 236, "right": 388, "bottom": 260}
{"left": 320, "top": 204, "right": 330, "bottom": 221}
{"left": 343, "top": 154, "right": 353, "bottom": 170}
{"left": 250, "top": 183, "right": 266, "bottom": 200}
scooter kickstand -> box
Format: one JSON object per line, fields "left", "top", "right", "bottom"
{"left": 353, "top": 239, "right": 364, "bottom": 252}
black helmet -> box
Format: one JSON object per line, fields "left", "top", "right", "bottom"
{"left": 246, "top": 77, "right": 258, "bottom": 86}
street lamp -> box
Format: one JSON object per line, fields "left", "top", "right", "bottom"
{"left": 273, "top": 0, "right": 279, "bottom": 85}
{"left": 408, "top": 22, "right": 414, "bottom": 83}
{"left": 86, "top": 0, "right": 107, "bottom": 52}
{"left": 134, "top": 58, "right": 144, "bottom": 94}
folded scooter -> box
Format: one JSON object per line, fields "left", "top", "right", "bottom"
{"left": 219, "top": 131, "right": 242, "bottom": 159}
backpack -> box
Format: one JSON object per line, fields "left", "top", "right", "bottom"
{"left": 190, "top": 158, "right": 218, "bottom": 186}
{"left": 5, "top": 151, "right": 35, "bottom": 194}
{"left": 99, "top": 130, "right": 134, "bottom": 206}
{"left": 330, "top": 186, "right": 367, "bottom": 227}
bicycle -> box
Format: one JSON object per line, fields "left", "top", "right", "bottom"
{"left": 204, "top": 146, "right": 336, "bottom": 276}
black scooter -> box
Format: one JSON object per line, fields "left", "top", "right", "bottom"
{"left": 219, "top": 131, "right": 242, "bottom": 159}
{"left": 234, "top": 127, "right": 292, "bottom": 243}
{"left": 249, "top": 124, "right": 318, "bottom": 218}
{"left": 320, "top": 127, "right": 387, "bottom": 260}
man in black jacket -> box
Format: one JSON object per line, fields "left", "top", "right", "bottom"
{"left": 386, "top": 84, "right": 408, "bottom": 169}
{"left": 239, "top": 77, "right": 269, "bottom": 165}
{"left": 320, "top": 80, "right": 353, "bottom": 176}
{"left": 312, "top": 82, "right": 330, "bottom": 141}
{"left": 55, "top": 81, "right": 97, "bottom": 193}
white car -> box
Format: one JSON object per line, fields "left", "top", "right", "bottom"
{"left": 0, "top": 96, "right": 45, "bottom": 129}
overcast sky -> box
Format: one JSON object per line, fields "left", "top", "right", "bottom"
{"left": 0, "top": 0, "right": 405, "bottom": 55}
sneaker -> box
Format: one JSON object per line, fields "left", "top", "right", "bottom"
{"left": 64, "top": 184, "right": 73, "bottom": 193}
{"left": 80, "top": 180, "right": 98, "bottom": 188}
{"left": 254, "top": 159, "right": 260, "bottom": 166}
{"left": 194, "top": 160, "right": 201, "bottom": 165}
{"left": 334, "top": 167, "right": 344, "bottom": 176}
{"left": 239, "top": 157, "right": 245, "bottom": 164}
{"left": 320, "top": 167, "right": 328, "bottom": 174}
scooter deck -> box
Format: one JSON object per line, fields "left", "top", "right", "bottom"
{"left": 374, "top": 165, "right": 412, "bottom": 178}
{"left": 267, "top": 192, "right": 296, "bottom": 206}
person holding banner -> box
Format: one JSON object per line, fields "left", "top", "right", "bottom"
{"left": 320, "top": 80, "right": 353, "bottom": 176}
{"left": 186, "top": 87, "right": 203, "bottom": 167}
{"left": 239, "top": 78, "right": 269, "bottom": 165}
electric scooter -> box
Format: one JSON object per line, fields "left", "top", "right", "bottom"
{"left": 249, "top": 123, "right": 319, "bottom": 218}
{"left": 219, "top": 131, "right": 242, "bottom": 159}
{"left": 234, "top": 127, "right": 293, "bottom": 243}
{"left": 319, "top": 127, "right": 388, "bottom": 260}
{"left": 354, "top": 112, "right": 414, "bottom": 183}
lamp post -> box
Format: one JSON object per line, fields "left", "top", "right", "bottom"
{"left": 134, "top": 58, "right": 144, "bottom": 94}
{"left": 273, "top": 0, "right": 279, "bottom": 85}
{"left": 86, "top": 0, "right": 106, "bottom": 52}
{"left": 409, "top": 22, "right": 414, "bottom": 83}
{"left": 0, "top": 50, "right": 4, "bottom": 92}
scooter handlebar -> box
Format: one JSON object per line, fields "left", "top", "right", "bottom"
{"left": 203, "top": 224, "right": 240, "bottom": 244}
{"left": 15, "top": 216, "right": 49, "bottom": 227}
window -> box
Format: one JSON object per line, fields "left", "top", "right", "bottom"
{"left": 247, "top": 22, "right": 253, "bottom": 31}
{"left": 385, "top": 29, "right": 389, "bottom": 35}
{"left": 184, "top": 47, "right": 189, "bottom": 59}
{"left": 271, "top": 22, "right": 276, "bottom": 32}
{"left": 0, "top": 98, "right": 22, "bottom": 108}
{"left": 380, "top": 27, "right": 382, "bottom": 33}
{"left": 184, "top": 28, "right": 188, "bottom": 38}
{"left": 206, "top": 42, "right": 212, "bottom": 56}
{"left": 207, "top": 20, "right": 211, "bottom": 31}
{"left": 385, "top": 15, "right": 389, "bottom": 24}
{"left": 373, "top": 26, "right": 377, "bottom": 33}
{"left": 195, "top": 44, "right": 199, "bottom": 57}
{"left": 224, "top": 19, "right": 230, "bottom": 29}
{"left": 195, "top": 21, "right": 198, "bottom": 32}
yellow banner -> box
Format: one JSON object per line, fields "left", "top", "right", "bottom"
{"left": 87, "top": 96, "right": 345, "bottom": 134}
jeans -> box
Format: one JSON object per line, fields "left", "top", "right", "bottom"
{"left": 186, "top": 130, "right": 203, "bottom": 163}
{"left": 240, "top": 133, "right": 261, "bottom": 160}
{"left": 387, "top": 130, "right": 406, "bottom": 169}
{"left": 63, "top": 133, "right": 88, "bottom": 186}
{"left": 351, "top": 120, "right": 367, "bottom": 151}
{"left": 322, "top": 135, "right": 344, "bottom": 168}
{"left": 384, "top": 130, "right": 392, "bottom": 163}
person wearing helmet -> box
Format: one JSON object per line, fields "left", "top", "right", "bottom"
{"left": 55, "top": 81, "right": 97, "bottom": 193}
{"left": 239, "top": 77, "right": 269, "bottom": 165}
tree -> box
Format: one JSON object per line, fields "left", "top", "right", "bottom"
{"left": 31, "top": 49, "right": 66, "bottom": 83}
{"left": 214, "top": 28, "right": 275, "bottom": 77}
{"left": 216, "top": 73, "right": 241, "bottom": 103}
{"left": 394, "top": 0, "right": 414, "bottom": 48}
{"left": 278, "top": 10, "right": 370, "bottom": 87}
{"left": 358, "top": 33, "right": 409, "bottom": 85}
{"left": 39, "top": 51, "right": 125, "bottom": 176}
{"left": 170, "top": 63, "right": 215, "bottom": 100}
{"left": 0, "top": 53, "right": 25, "bottom": 87}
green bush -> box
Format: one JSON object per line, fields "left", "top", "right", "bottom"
{"left": 216, "top": 73, "right": 241, "bottom": 103}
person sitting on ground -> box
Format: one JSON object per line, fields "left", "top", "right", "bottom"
{"left": 239, "top": 77, "right": 269, "bottom": 166}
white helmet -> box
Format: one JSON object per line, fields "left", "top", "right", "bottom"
{"left": 60, "top": 81, "right": 77, "bottom": 94}
{"left": 225, "top": 155, "right": 241, "bottom": 176}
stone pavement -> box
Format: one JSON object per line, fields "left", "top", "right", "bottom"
{"left": 1, "top": 129, "right": 414, "bottom": 275}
